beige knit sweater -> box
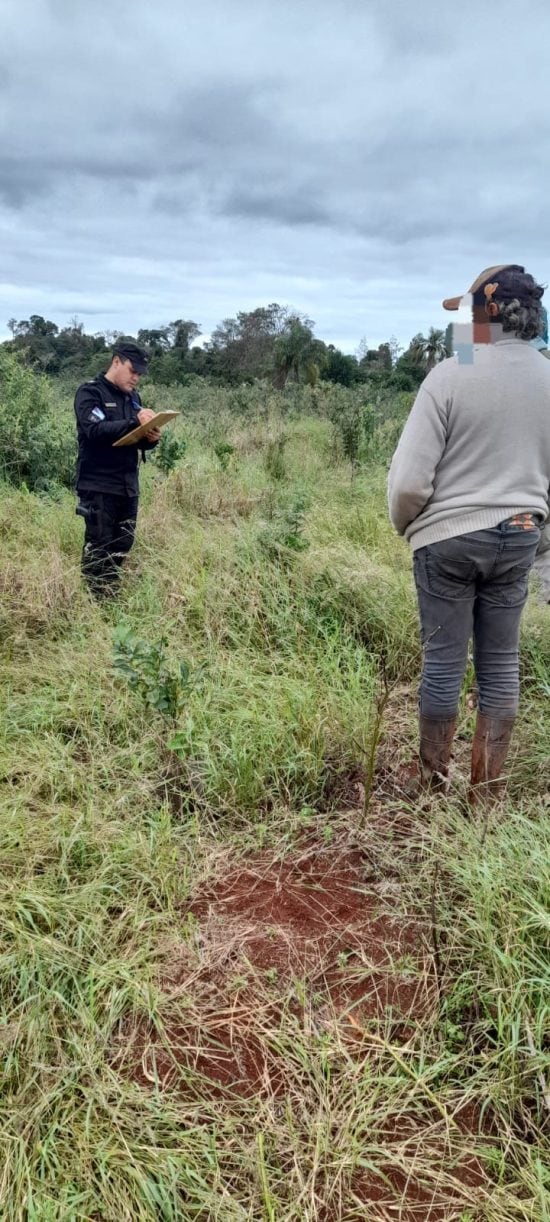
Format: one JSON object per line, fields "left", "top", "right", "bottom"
{"left": 387, "top": 337, "right": 550, "bottom": 550}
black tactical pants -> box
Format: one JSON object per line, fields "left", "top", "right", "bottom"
{"left": 78, "top": 491, "right": 138, "bottom": 598}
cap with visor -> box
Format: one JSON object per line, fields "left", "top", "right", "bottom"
{"left": 113, "top": 342, "right": 149, "bottom": 374}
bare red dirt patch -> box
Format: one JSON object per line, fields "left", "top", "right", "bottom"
{"left": 187, "top": 846, "right": 433, "bottom": 1026}
{"left": 112, "top": 840, "right": 495, "bottom": 1216}
{"left": 116, "top": 844, "right": 435, "bottom": 1101}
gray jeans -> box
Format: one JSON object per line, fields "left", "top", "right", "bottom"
{"left": 413, "top": 523, "right": 541, "bottom": 719}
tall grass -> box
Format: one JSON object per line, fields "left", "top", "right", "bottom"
{"left": 0, "top": 410, "right": 548, "bottom": 1218}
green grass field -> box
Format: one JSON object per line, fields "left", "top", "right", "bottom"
{"left": 0, "top": 407, "right": 549, "bottom": 1220}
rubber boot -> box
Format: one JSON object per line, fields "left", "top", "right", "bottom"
{"left": 469, "top": 712, "right": 515, "bottom": 806}
{"left": 419, "top": 715, "right": 457, "bottom": 793}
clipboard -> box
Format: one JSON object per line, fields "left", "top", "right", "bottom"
{"left": 113, "top": 410, "right": 180, "bottom": 447}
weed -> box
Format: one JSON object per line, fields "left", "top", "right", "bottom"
{"left": 264, "top": 433, "right": 288, "bottom": 481}
{"left": 258, "top": 494, "right": 310, "bottom": 558}
{"left": 0, "top": 349, "right": 75, "bottom": 491}
{"left": 213, "top": 440, "right": 235, "bottom": 471}
{"left": 153, "top": 428, "right": 187, "bottom": 475}
{"left": 112, "top": 623, "right": 197, "bottom": 721}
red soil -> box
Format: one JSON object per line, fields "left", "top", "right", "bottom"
{"left": 120, "top": 844, "right": 434, "bottom": 1101}
{"left": 114, "top": 840, "right": 494, "bottom": 1216}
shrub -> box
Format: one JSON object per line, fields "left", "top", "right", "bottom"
{"left": 0, "top": 350, "right": 76, "bottom": 491}
{"left": 264, "top": 433, "right": 288, "bottom": 481}
{"left": 152, "top": 428, "right": 187, "bottom": 475}
{"left": 112, "top": 624, "right": 198, "bottom": 721}
{"left": 213, "top": 441, "right": 235, "bottom": 471}
{"left": 257, "top": 494, "right": 311, "bottom": 559}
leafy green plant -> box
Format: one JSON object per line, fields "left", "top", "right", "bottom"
{"left": 335, "top": 399, "right": 363, "bottom": 473}
{"left": 153, "top": 428, "right": 187, "bottom": 475}
{"left": 362, "top": 402, "right": 377, "bottom": 451}
{"left": 330, "top": 396, "right": 387, "bottom": 473}
{"left": 0, "top": 349, "right": 76, "bottom": 491}
{"left": 264, "top": 433, "right": 288, "bottom": 481}
{"left": 213, "top": 441, "right": 235, "bottom": 471}
{"left": 283, "top": 495, "right": 310, "bottom": 551}
{"left": 112, "top": 624, "right": 196, "bottom": 721}
{"left": 258, "top": 494, "right": 310, "bottom": 558}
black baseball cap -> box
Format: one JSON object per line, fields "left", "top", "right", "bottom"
{"left": 113, "top": 342, "right": 149, "bottom": 373}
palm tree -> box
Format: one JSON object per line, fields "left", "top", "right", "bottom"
{"left": 273, "top": 318, "right": 321, "bottom": 388}
{"left": 409, "top": 327, "right": 447, "bottom": 372}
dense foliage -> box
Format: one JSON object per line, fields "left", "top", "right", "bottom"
{"left": 2, "top": 305, "right": 444, "bottom": 389}
{"left": 0, "top": 348, "right": 75, "bottom": 492}
{"left": 0, "top": 347, "right": 413, "bottom": 493}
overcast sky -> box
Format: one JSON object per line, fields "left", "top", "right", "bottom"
{"left": 1, "top": 0, "right": 549, "bottom": 352}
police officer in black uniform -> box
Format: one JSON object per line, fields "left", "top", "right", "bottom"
{"left": 74, "top": 342, "right": 160, "bottom": 597}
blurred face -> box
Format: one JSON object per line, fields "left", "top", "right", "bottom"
{"left": 471, "top": 300, "right": 504, "bottom": 343}
{"left": 107, "top": 356, "right": 142, "bottom": 392}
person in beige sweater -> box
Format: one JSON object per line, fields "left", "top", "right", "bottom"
{"left": 388, "top": 264, "right": 550, "bottom": 802}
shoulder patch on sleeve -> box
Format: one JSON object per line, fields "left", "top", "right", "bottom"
{"left": 91, "top": 406, "right": 106, "bottom": 421}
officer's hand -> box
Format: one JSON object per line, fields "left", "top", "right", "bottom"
{"left": 145, "top": 427, "right": 161, "bottom": 442}
{"left": 137, "top": 408, "right": 156, "bottom": 426}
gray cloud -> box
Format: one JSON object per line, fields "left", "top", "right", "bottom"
{"left": 1, "top": 0, "right": 549, "bottom": 349}
{"left": 222, "top": 187, "right": 330, "bottom": 228}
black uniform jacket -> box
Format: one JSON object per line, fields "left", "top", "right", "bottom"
{"left": 74, "top": 373, "right": 158, "bottom": 496}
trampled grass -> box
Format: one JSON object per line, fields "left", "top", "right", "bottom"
{"left": 0, "top": 411, "right": 548, "bottom": 1219}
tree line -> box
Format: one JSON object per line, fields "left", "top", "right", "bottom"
{"left": 3, "top": 306, "right": 449, "bottom": 390}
